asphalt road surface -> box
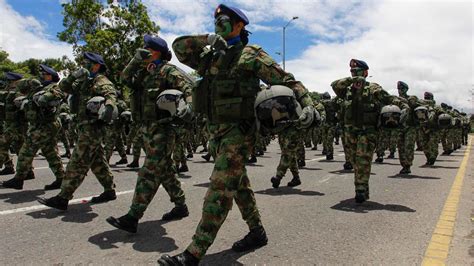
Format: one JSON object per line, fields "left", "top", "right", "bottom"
{"left": 0, "top": 137, "right": 472, "bottom": 265}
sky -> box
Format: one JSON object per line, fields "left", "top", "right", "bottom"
{"left": 0, "top": 0, "right": 473, "bottom": 113}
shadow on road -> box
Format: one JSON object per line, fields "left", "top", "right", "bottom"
{"left": 0, "top": 188, "right": 45, "bottom": 204}
{"left": 330, "top": 198, "right": 416, "bottom": 214}
{"left": 26, "top": 203, "right": 98, "bottom": 223}
{"left": 387, "top": 174, "right": 441, "bottom": 180}
{"left": 299, "top": 167, "right": 322, "bottom": 171}
{"left": 318, "top": 160, "right": 345, "bottom": 163}
{"left": 88, "top": 220, "right": 178, "bottom": 253}
{"left": 177, "top": 173, "right": 192, "bottom": 179}
{"left": 201, "top": 248, "right": 253, "bottom": 266}
{"left": 255, "top": 187, "right": 325, "bottom": 197}
{"left": 194, "top": 182, "right": 210, "bottom": 188}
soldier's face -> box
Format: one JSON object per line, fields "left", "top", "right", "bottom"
{"left": 214, "top": 14, "right": 233, "bottom": 38}
{"left": 42, "top": 72, "right": 53, "bottom": 82}
{"left": 350, "top": 68, "right": 366, "bottom": 77}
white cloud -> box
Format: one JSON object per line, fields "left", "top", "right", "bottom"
{"left": 284, "top": 0, "right": 473, "bottom": 112}
{"left": 0, "top": 0, "right": 73, "bottom": 61}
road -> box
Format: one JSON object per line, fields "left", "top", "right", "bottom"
{"left": 0, "top": 137, "right": 472, "bottom": 265}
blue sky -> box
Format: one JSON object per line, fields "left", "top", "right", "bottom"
{"left": 1, "top": 0, "right": 472, "bottom": 112}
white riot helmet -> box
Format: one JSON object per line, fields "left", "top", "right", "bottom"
{"left": 13, "top": 96, "right": 28, "bottom": 110}
{"left": 156, "top": 89, "right": 193, "bottom": 122}
{"left": 254, "top": 85, "right": 302, "bottom": 134}
{"left": 86, "top": 96, "right": 118, "bottom": 121}
{"left": 380, "top": 105, "right": 402, "bottom": 128}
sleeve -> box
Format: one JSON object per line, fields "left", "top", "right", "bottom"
{"left": 58, "top": 74, "right": 78, "bottom": 94}
{"left": 330, "top": 77, "right": 352, "bottom": 98}
{"left": 164, "top": 65, "right": 194, "bottom": 97}
{"left": 172, "top": 35, "right": 209, "bottom": 70}
{"left": 121, "top": 57, "right": 142, "bottom": 87}
{"left": 250, "top": 47, "right": 313, "bottom": 107}
{"left": 43, "top": 84, "right": 65, "bottom": 102}
{"left": 314, "top": 102, "right": 326, "bottom": 121}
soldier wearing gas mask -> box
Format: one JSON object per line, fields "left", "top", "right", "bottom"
{"left": 159, "top": 4, "right": 314, "bottom": 266}
{"left": 38, "top": 52, "right": 118, "bottom": 210}
{"left": 106, "top": 35, "right": 193, "bottom": 234}
{"left": 1, "top": 64, "right": 66, "bottom": 190}
{"left": 331, "top": 59, "right": 407, "bottom": 204}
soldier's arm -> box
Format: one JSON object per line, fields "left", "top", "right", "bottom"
{"left": 248, "top": 47, "right": 313, "bottom": 107}
{"left": 42, "top": 84, "right": 65, "bottom": 102}
{"left": 172, "top": 35, "right": 209, "bottom": 70}
{"left": 314, "top": 101, "right": 326, "bottom": 121}
{"left": 17, "top": 78, "right": 41, "bottom": 95}
{"left": 163, "top": 65, "right": 194, "bottom": 97}
{"left": 330, "top": 77, "right": 352, "bottom": 98}
{"left": 121, "top": 56, "right": 143, "bottom": 87}
{"left": 98, "top": 83, "right": 117, "bottom": 108}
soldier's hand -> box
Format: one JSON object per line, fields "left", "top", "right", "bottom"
{"left": 207, "top": 34, "right": 227, "bottom": 52}
{"left": 134, "top": 48, "right": 152, "bottom": 61}
{"left": 71, "top": 68, "right": 89, "bottom": 80}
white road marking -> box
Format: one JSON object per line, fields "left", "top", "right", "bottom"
{"left": 306, "top": 153, "right": 345, "bottom": 162}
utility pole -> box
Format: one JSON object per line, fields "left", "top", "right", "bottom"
{"left": 282, "top": 16, "right": 298, "bottom": 71}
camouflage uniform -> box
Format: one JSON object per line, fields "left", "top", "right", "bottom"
{"left": 13, "top": 79, "right": 65, "bottom": 183}
{"left": 172, "top": 33, "right": 313, "bottom": 259}
{"left": 58, "top": 102, "right": 73, "bottom": 157}
{"left": 420, "top": 94, "right": 443, "bottom": 165}
{"left": 321, "top": 96, "right": 339, "bottom": 159}
{"left": 332, "top": 69, "right": 407, "bottom": 200}
{"left": 104, "top": 99, "right": 128, "bottom": 163}
{"left": 56, "top": 73, "right": 117, "bottom": 200}
{"left": 120, "top": 52, "right": 192, "bottom": 220}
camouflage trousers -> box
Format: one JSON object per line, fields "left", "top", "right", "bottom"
{"left": 397, "top": 127, "right": 416, "bottom": 168}
{"left": 58, "top": 124, "right": 115, "bottom": 200}
{"left": 341, "top": 128, "right": 351, "bottom": 164}
{"left": 416, "top": 130, "right": 424, "bottom": 150}
{"left": 15, "top": 121, "right": 65, "bottom": 181}
{"left": 440, "top": 129, "right": 453, "bottom": 152}
{"left": 376, "top": 128, "right": 397, "bottom": 157}
{"left": 58, "top": 123, "right": 72, "bottom": 154}
{"left": 173, "top": 127, "right": 188, "bottom": 166}
{"left": 322, "top": 124, "right": 336, "bottom": 156}
{"left": 187, "top": 126, "right": 262, "bottom": 260}
{"left": 130, "top": 124, "right": 144, "bottom": 161}
{"left": 312, "top": 127, "right": 322, "bottom": 149}
{"left": 453, "top": 128, "right": 462, "bottom": 148}
{"left": 104, "top": 124, "right": 126, "bottom": 162}
{"left": 0, "top": 124, "right": 26, "bottom": 167}
{"left": 344, "top": 129, "right": 377, "bottom": 192}
{"left": 421, "top": 128, "right": 439, "bottom": 162}
{"left": 128, "top": 122, "right": 185, "bottom": 219}
{"left": 276, "top": 128, "right": 299, "bottom": 178}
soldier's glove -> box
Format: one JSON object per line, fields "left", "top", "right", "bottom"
{"left": 101, "top": 104, "right": 114, "bottom": 123}
{"left": 297, "top": 105, "right": 315, "bottom": 129}
{"left": 207, "top": 34, "right": 228, "bottom": 52}
{"left": 134, "top": 48, "right": 152, "bottom": 62}
{"left": 71, "top": 68, "right": 89, "bottom": 80}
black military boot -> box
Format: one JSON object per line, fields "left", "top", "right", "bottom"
{"left": 186, "top": 153, "right": 193, "bottom": 158}
{"left": 297, "top": 160, "right": 305, "bottom": 168}
{"left": 322, "top": 149, "right": 327, "bottom": 155}
{"left": 37, "top": 195, "right": 68, "bottom": 210}
{"left": 399, "top": 166, "right": 411, "bottom": 175}
{"left": 232, "top": 225, "right": 268, "bottom": 252}
{"left": 106, "top": 214, "right": 139, "bottom": 233}
{"left": 158, "top": 250, "right": 200, "bottom": 266}
{"left": 44, "top": 179, "right": 62, "bottom": 190}
{"left": 162, "top": 204, "right": 189, "bottom": 221}
{"left": 387, "top": 151, "right": 395, "bottom": 159}
{"left": 287, "top": 176, "right": 301, "bottom": 187}
{"left": 0, "top": 165, "right": 15, "bottom": 175}
{"left": 61, "top": 152, "right": 71, "bottom": 158}
{"left": 374, "top": 156, "right": 384, "bottom": 163}
{"left": 201, "top": 153, "right": 211, "bottom": 162}
{"left": 25, "top": 170, "right": 35, "bottom": 180}
{"left": 90, "top": 190, "right": 117, "bottom": 204}
{"left": 343, "top": 162, "right": 353, "bottom": 170}
{"left": 428, "top": 158, "right": 436, "bottom": 166}
{"left": 326, "top": 154, "right": 334, "bottom": 160}
{"left": 248, "top": 155, "right": 257, "bottom": 164}
{"left": 270, "top": 176, "right": 281, "bottom": 188}
{"left": 127, "top": 159, "right": 139, "bottom": 168}
{"left": 115, "top": 157, "right": 128, "bottom": 165}
{"left": 178, "top": 164, "right": 189, "bottom": 173}
{"left": 355, "top": 189, "right": 369, "bottom": 204}
{"left": 416, "top": 146, "right": 423, "bottom": 151}
{"left": 311, "top": 146, "right": 318, "bottom": 150}
{"left": 1, "top": 177, "right": 23, "bottom": 190}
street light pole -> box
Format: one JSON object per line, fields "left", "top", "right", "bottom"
{"left": 282, "top": 16, "right": 298, "bottom": 71}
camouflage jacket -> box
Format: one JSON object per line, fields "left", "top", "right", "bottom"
{"left": 121, "top": 59, "right": 193, "bottom": 122}
{"left": 22, "top": 79, "right": 64, "bottom": 123}
{"left": 331, "top": 77, "right": 408, "bottom": 132}
{"left": 59, "top": 74, "right": 117, "bottom": 123}
{"left": 172, "top": 34, "right": 313, "bottom": 138}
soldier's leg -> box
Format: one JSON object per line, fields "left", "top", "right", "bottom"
{"left": 89, "top": 144, "right": 115, "bottom": 192}
{"left": 103, "top": 126, "right": 115, "bottom": 162}
{"left": 275, "top": 130, "right": 298, "bottom": 179}
{"left": 12, "top": 134, "right": 39, "bottom": 180}
{"left": 58, "top": 127, "right": 104, "bottom": 200}
{"left": 186, "top": 129, "right": 261, "bottom": 260}
{"left": 327, "top": 126, "right": 335, "bottom": 157}
{"left": 353, "top": 133, "right": 377, "bottom": 194}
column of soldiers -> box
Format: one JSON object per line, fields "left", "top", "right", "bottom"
{"left": 0, "top": 3, "right": 472, "bottom": 266}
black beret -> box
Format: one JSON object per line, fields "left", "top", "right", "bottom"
{"left": 214, "top": 4, "right": 249, "bottom": 25}
{"left": 322, "top": 92, "right": 331, "bottom": 99}
{"left": 441, "top": 103, "right": 448, "bottom": 108}
{"left": 84, "top": 52, "right": 105, "bottom": 65}
{"left": 144, "top": 34, "right": 169, "bottom": 54}
{"left": 349, "top": 59, "right": 369, "bottom": 70}
{"left": 5, "top": 72, "right": 23, "bottom": 81}
{"left": 39, "top": 64, "right": 60, "bottom": 81}
{"left": 424, "top": 92, "right": 434, "bottom": 100}
{"left": 397, "top": 81, "right": 409, "bottom": 91}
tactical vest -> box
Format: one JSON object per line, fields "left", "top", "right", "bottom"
{"left": 24, "top": 84, "right": 59, "bottom": 123}
{"left": 344, "top": 83, "right": 381, "bottom": 128}
{"left": 193, "top": 43, "right": 260, "bottom": 124}
{"left": 323, "top": 99, "right": 338, "bottom": 124}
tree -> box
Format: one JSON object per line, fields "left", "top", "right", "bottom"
{"left": 58, "top": 0, "right": 160, "bottom": 86}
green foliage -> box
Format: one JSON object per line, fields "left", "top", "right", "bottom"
{"left": 58, "top": 0, "right": 160, "bottom": 87}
